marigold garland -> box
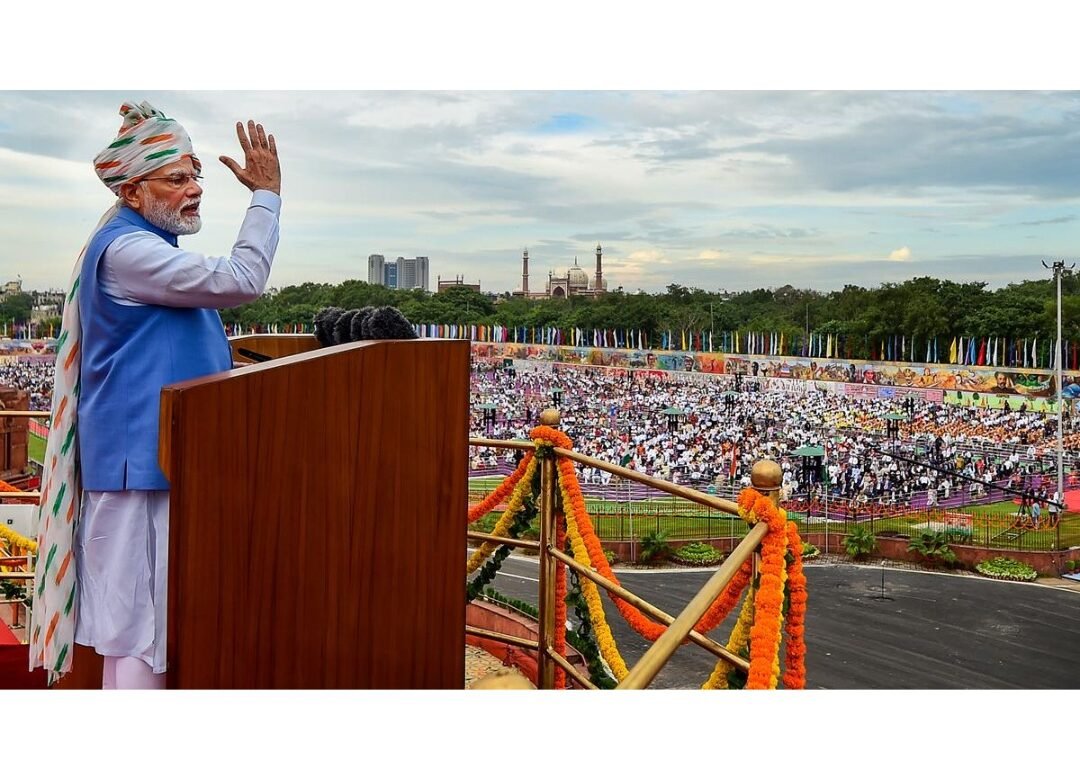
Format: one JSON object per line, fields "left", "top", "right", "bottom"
{"left": 702, "top": 581, "right": 756, "bottom": 690}
{"left": 530, "top": 425, "right": 572, "bottom": 451}
{"left": 468, "top": 451, "right": 535, "bottom": 524}
{"left": 563, "top": 565, "right": 618, "bottom": 688}
{"left": 551, "top": 439, "right": 752, "bottom": 642}
{"left": 782, "top": 521, "right": 808, "bottom": 689}
{"left": 737, "top": 489, "right": 806, "bottom": 690}
{"left": 0, "top": 525, "right": 38, "bottom": 554}
{"left": 561, "top": 493, "right": 630, "bottom": 680}
{"left": 503, "top": 425, "right": 809, "bottom": 690}
{"left": 0, "top": 479, "right": 35, "bottom": 506}
{"left": 768, "top": 559, "right": 788, "bottom": 687}
{"left": 466, "top": 457, "right": 538, "bottom": 575}
{"left": 554, "top": 512, "right": 567, "bottom": 690}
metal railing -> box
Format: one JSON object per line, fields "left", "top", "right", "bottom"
{"left": 466, "top": 407, "right": 778, "bottom": 690}
{"left": 0, "top": 409, "right": 46, "bottom": 643}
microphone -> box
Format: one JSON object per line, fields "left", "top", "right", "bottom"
{"left": 313, "top": 306, "right": 419, "bottom": 348}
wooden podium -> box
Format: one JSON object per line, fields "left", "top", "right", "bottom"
{"left": 155, "top": 335, "right": 469, "bottom": 688}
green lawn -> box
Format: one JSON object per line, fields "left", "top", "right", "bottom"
{"left": 28, "top": 432, "right": 46, "bottom": 466}
{"left": 469, "top": 478, "right": 1080, "bottom": 550}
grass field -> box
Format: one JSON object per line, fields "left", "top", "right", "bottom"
{"left": 28, "top": 432, "right": 45, "bottom": 465}
{"left": 469, "top": 477, "right": 1080, "bottom": 550}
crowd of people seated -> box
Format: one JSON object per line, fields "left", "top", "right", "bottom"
{"left": 468, "top": 361, "right": 1076, "bottom": 516}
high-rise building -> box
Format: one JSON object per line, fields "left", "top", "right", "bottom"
{"left": 367, "top": 254, "right": 385, "bottom": 286}
{"left": 397, "top": 256, "right": 430, "bottom": 291}
{"left": 368, "top": 254, "right": 429, "bottom": 290}
{"left": 383, "top": 262, "right": 398, "bottom": 289}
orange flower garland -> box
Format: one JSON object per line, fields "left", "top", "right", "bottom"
{"left": 530, "top": 424, "right": 572, "bottom": 451}
{"left": 547, "top": 436, "right": 752, "bottom": 643}
{"left": 467, "top": 457, "right": 538, "bottom": 574}
{"left": 0, "top": 479, "right": 35, "bottom": 505}
{"left": 524, "top": 425, "right": 808, "bottom": 690}
{"left": 737, "top": 488, "right": 806, "bottom": 690}
{"left": 696, "top": 560, "right": 754, "bottom": 637}
{"left": 560, "top": 487, "right": 630, "bottom": 680}
{"left": 782, "top": 521, "right": 808, "bottom": 689}
{"left": 554, "top": 512, "right": 567, "bottom": 690}
{"left": 468, "top": 451, "right": 534, "bottom": 524}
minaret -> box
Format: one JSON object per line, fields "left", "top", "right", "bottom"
{"left": 594, "top": 242, "right": 603, "bottom": 293}
{"left": 522, "top": 248, "right": 529, "bottom": 295}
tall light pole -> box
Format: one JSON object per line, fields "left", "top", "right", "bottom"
{"left": 1043, "top": 259, "right": 1075, "bottom": 513}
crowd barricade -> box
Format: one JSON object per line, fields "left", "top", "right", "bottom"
{"left": 939, "top": 510, "right": 974, "bottom": 531}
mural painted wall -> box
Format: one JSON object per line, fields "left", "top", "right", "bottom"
{"left": 721, "top": 356, "right": 1059, "bottom": 398}
{"left": 472, "top": 343, "right": 723, "bottom": 374}
{"left": 472, "top": 342, "right": 1064, "bottom": 395}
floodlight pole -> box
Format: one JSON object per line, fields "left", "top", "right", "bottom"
{"left": 823, "top": 446, "right": 829, "bottom": 555}
{"left": 1043, "top": 259, "right": 1075, "bottom": 513}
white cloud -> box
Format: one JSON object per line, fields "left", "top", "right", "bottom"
{"left": 888, "top": 246, "right": 913, "bottom": 261}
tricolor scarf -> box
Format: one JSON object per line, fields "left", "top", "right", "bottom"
{"left": 29, "top": 101, "right": 197, "bottom": 682}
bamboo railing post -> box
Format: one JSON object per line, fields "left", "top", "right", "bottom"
{"left": 536, "top": 407, "right": 561, "bottom": 690}
{"left": 750, "top": 459, "right": 783, "bottom": 578}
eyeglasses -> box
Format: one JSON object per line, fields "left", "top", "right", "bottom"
{"left": 139, "top": 173, "right": 204, "bottom": 189}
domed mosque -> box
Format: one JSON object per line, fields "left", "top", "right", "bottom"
{"left": 513, "top": 243, "right": 609, "bottom": 299}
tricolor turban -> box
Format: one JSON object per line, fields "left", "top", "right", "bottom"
{"left": 92, "top": 100, "right": 199, "bottom": 194}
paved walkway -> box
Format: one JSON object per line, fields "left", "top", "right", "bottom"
{"left": 464, "top": 645, "right": 510, "bottom": 688}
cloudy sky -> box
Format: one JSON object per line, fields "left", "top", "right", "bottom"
{"left": 1, "top": 90, "right": 1077, "bottom": 296}
{"left": 1, "top": 4, "right": 1076, "bottom": 299}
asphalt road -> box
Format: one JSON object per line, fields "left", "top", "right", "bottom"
{"left": 484, "top": 556, "right": 1080, "bottom": 689}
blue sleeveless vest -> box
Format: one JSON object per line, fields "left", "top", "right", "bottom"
{"left": 78, "top": 207, "right": 232, "bottom": 490}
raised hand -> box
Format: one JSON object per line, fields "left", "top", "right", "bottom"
{"left": 219, "top": 120, "right": 281, "bottom": 195}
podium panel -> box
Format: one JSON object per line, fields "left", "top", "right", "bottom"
{"left": 160, "top": 338, "right": 469, "bottom": 688}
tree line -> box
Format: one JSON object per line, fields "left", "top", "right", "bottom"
{"left": 217, "top": 273, "right": 1080, "bottom": 345}
{"left": 6, "top": 273, "right": 1078, "bottom": 357}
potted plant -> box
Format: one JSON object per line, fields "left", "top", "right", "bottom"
{"left": 638, "top": 530, "right": 672, "bottom": 564}
{"left": 844, "top": 525, "right": 877, "bottom": 561}
{"left": 907, "top": 531, "right": 958, "bottom": 568}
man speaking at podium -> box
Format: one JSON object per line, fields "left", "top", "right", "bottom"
{"left": 30, "top": 101, "right": 282, "bottom": 688}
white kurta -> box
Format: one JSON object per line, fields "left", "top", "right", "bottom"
{"left": 74, "top": 491, "right": 170, "bottom": 672}
{"left": 73, "top": 190, "right": 281, "bottom": 670}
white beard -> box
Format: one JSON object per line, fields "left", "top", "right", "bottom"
{"left": 141, "top": 193, "right": 202, "bottom": 235}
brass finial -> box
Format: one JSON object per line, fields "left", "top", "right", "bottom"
{"left": 539, "top": 408, "right": 561, "bottom": 426}
{"left": 750, "top": 459, "right": 783, "bottom": 491}
{"left": 470, "top": 668, "right": 536, "bottom": 690}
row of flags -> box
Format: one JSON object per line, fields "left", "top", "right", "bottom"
{"left": 414, "top": 324, "right": 662, "bottom": 350}
{"left": 27, "top": 321, "right": 1058, "bottom": 371}
{"left": 947, "top": 335, "right": 1080, "bottom": 371}
{"left": 410, "top": 325, "right": 1080, "bottom": 370}
{"left": 5, "top": 315, "right": 1079, "bottom": 371}
{"left": 1, "top": 320, "right": 56, "bottom": 339}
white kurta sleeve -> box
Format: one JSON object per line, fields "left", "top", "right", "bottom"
{"left": 100, "top": 190, "right": 281, "bottom": 308}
